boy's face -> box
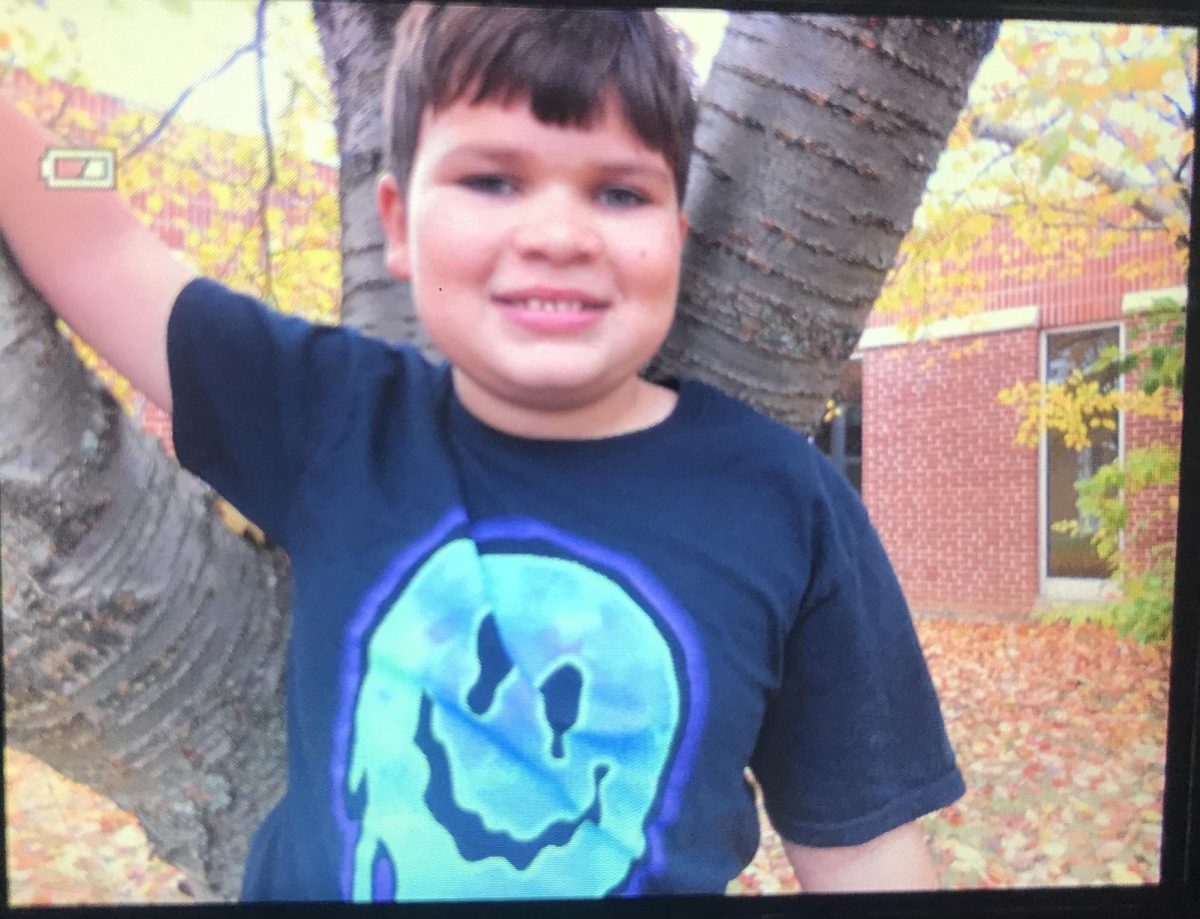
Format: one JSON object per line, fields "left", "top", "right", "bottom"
{"left": 377, "top": 90, "right": 688, "bottom": 425}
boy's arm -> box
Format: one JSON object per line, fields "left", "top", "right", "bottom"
{"left": 0, "top": 91, "right": 198, "bottom": 414}
{"left": 783, "top": 820, "right": 940, "bottom": 892}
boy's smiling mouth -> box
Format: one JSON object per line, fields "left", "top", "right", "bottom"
{"left": 493, "top": 288, "right": 610, "bottom": 332}
{"left": 503, "top": 298, "right": 599, "bottom": 312}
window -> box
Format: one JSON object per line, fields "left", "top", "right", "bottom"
{"left": 1041, "top": 326, "right": 1121, "bottom": 591}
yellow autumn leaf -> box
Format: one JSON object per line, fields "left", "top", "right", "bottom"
{"left": 214, "top": 498, "right": 267, "bottom": 546}
{"left": 1109, "top": 865, "right": 1142, "bottom": 885}
{"left": 1129, "top": 58, "right": 1169, "bottom": 91}
{"left": 949, "top": 840, "right": 988, "bottom": 876}
{"left": 66, "top": 108, "right": 96, "bottom": 132}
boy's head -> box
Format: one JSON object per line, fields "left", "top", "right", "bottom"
{"left": 382, "top": 4, "right": 697, "bottom": 205}
{"left": 375, "top": 4, "right": 698, "bottom": 435}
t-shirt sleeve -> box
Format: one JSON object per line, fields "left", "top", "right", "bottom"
{"left": 749, "top": 450, "right": 965, "bottom": 847}
{"left": 166, "top": 277, "right": 380, "bottom": 545}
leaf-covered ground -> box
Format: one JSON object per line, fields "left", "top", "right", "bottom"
{"left": 4, "top": 747, "right": 193, "bottom": 904}
{"left": 729, "top": 618, "right": 1170, "bottom": 894}
{"left": 5, "top": 618, "right": 1170, "bottom": 904}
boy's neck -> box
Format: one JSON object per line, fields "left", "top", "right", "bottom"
{"left": 450, "top": 370, "right": 678, "bottom": 440}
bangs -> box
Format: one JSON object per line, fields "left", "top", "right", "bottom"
{"left": 426, "top": 9, "right": 683, "bottom": 170}
{"left": 385, "top": 4, "right": 697, "bottom": 203}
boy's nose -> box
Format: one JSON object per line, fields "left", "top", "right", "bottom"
{"left": 511, "top": 190, "right": 602, "bottom": 263}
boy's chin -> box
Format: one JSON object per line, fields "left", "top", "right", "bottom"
{"left": 482, "top": 376, "right": 615, "bottom": 411}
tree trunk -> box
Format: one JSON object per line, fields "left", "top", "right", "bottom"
{"left": 650, "top": 14, "right": 999, "bottom": 431}
{"left": 311, "top": 0, "right": 438, "bottom": 353}
{"left": 0, "top": 240, "right": 290, "bottom": 900}
{"left": 312, "top": 6, "right": 997, "bottom": 422}
{"left": 0, "top": 5, "right": 995, "bottom": 901}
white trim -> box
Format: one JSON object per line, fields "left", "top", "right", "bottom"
{"left": 856, "top": 305, "right": 1040, "bottom": 350}
{"left": 1041, "top": 578, "right": 1115, "bottom": 603}
{"left": 1121, "top": 285, "right": 1187, "bottom": 314}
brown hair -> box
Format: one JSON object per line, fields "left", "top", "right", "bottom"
{"left": 382, "top": 3, "right": 698, "bottom": 204}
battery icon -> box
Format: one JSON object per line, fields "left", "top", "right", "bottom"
{"left": 40, "top": 147, "right": 117, "bottom": 190}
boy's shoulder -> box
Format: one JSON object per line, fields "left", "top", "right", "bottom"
{"left": 176, "top": 277, "right": 439, "bottom": 375}
{"left": 170, "top": 276, "right": 451, "bottom": 440}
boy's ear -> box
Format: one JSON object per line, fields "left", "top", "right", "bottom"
{"left": 376, "top": 172, "right": 412, "bottom": 281}
{"left": 678, "top": 209, "right": 688, "bottom": 244}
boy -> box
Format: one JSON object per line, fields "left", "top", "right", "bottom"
{"left": 0, "top": 3, "right": 964, "bottom": 902}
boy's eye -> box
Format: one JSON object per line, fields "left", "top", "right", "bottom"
{"left": 597, "top": 186, "right": 648, "bottom": 208}
{"left": 460, "top": 174, "right": 514, "bottom": 195}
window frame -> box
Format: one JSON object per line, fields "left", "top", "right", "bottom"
{"left": 1038, "top": 321, "right": 1126, "bottom": 602}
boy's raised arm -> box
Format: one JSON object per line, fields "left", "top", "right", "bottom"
{"left": 0, "top": 91, "right": 198, "bottom": 415}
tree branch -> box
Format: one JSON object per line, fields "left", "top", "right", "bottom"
{"left": 1094, "top": 114, "right": 1177, "bottom": 184}
{"left": 969, "top": 115, "right": 1189, "bottom": 248}
{"left": 124, "top": 39, "right": 258, "bottom": 161}
{"left": 1160, "top": 90, "right": 1193, "bottom": 132}
{"left": 0, "top": 234, "right": 289, "bottom": 902}
{"left": 253, "top": 0, "right": 278, "bottom": 304}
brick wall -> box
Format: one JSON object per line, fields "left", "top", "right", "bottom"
{"left": 1123, "top": 320, "right": 1184, "bottom": 574}
{"left": 862, "top": 214, "right": 1185, "bottom": 617}
{"left": 140, "top": 403, "right": 176, "bottom": 459}
{"left": 864, "top": 330, "right": 1042, "bottom": 616}
{"left": 866, "top": 213, "right": 1180, "bottom": 329}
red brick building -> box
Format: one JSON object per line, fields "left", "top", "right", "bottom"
{"left": 854, "top": 214, "right": 1185, "bottom": 619}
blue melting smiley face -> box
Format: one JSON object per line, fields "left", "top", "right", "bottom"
{"left": 346, "top": 538, "right": 683, "bottom": 900}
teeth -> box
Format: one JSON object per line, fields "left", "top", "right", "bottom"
{"left": 524, "top": 298, "right": 584, "bottom": 312}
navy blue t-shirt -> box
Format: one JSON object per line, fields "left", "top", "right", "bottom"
{"left": 166, "top": 277, "right": 964, "bottom": 902}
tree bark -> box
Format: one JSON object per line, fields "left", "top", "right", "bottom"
{"left": 649, "top": 14, "right": 999, "bottom": 431}
{"left": 311, "top": 0, "right": 438, "bottom": 353}
{"left": 0, "top": 5, "right": 996, "bottom": 901}
{"left": 0, "top": 240, "right": 290, "bottom": 900}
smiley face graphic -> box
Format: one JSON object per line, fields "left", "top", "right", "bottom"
{"left": 333, "top": 517, "right": 704, "bottom": 901}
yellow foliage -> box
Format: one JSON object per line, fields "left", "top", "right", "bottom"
{"left": 948, "top": 338, "right": 986, "bottom": 360}
{"left": 11, "top": 55, "right": 342, "bottom": 453}
{"left": 882, "top": 20, "right": 1191, "bottom": 328}
{"left": 1129, "top": 58, "right": 1170, "bottom": 92}
{"left": 59, "top": 107, "right": 95, "bottom": 133}
{"left": 998, "top": 376, "right": 1182, "bottom": 452}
